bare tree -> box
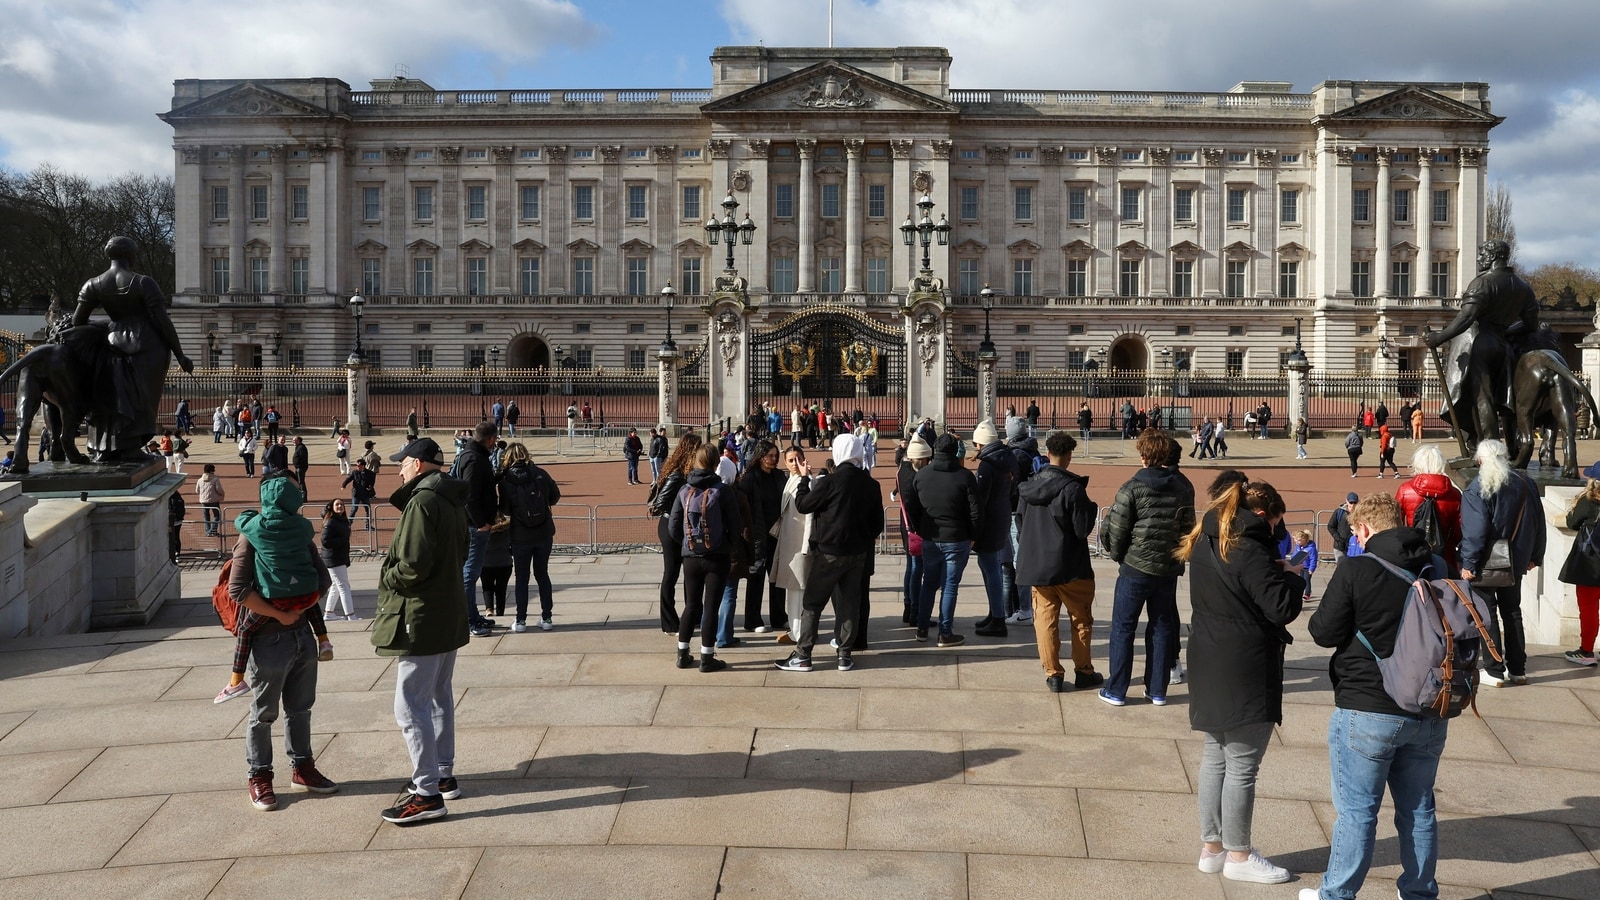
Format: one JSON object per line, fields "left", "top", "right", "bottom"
{"left": 1486, "top": 181, "right": 1517, "bottom": 263}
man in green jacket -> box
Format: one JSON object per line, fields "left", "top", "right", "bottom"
{"left": 372, "top": 437, "right": 470, "bottom": 825}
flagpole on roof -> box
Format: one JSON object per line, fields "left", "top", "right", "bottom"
{"left": 829, "top": 0, "right": 834, "bottom": 48}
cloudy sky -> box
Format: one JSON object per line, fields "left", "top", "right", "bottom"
{"left": 3, "top": 0, "right": 1598, "bottom": 267}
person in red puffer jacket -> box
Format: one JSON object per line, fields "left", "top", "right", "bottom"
{"left": 1394, "top": 443, "right": 1462, "bottom": 573}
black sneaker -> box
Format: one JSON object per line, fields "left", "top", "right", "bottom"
{"left": 700, "top": 655, "right": 727, "bottom": 673}
{"left": 974, "top": 620, "right": 1008, "bottom": 638}
{"left": 774, "top": 653, "right": 813, "bottom": 672}
{"left": 902, "top": 608, "right": 915, "bottom": 625}
{"left": 936, "top": 633, "right": 965, "bottom": 648}
{"left": 1074, "top": 671, "right": 1105, "bottom": 689}
{"left": 837, "top": 655, "right": 855, "bottom": 672}
{"left": 381, "top": 790, "right": 447, "bottom": 824}
{"left": 469, "top": 620, "right": 492, "bottom": 638}
{"left": 438, "top": 776, "right": 461, "bottom": 800}
{"left": 1045, "top": 675, "right": 1065, "bottom": 693}
{"left": 914, "top": 628, "right": 929, "bottom": 642}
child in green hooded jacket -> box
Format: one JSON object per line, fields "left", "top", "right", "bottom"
{"left": 216, "top": 472, "right": 332, "bottom": 703}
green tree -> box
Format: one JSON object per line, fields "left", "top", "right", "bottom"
{"left": 1526, "top": 261, "right": 1600, "bottom": 306}
{"left": 1486, "top": 181, "right": 1516, "bottom": 262}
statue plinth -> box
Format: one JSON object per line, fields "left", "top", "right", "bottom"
{"left": 1, "top": 458, "right": 169, "bottom": 495}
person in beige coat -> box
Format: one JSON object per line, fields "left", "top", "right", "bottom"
{"left": 197, "top": 463, "right": 226, "bottom": 536}
{"left": 771, "top": 445, "right": 814, "bottom": 642}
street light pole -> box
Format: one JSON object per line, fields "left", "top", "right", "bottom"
{"left": 705, "top": 192, "right": 756, "bottom": 275}
{"left": 660, "top": 281, "right": 678, "bottom": 352}
{"left": 900, "top": 193, "right": 951, "bottom": 276}
{"left": 347, "top": 293, "right": 366, "bottom": 365}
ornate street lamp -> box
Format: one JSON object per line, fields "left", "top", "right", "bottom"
{"left": 489, "top": 345, "right": 501, "bottom": 369}
{"left": 705, "top": 192, "right": 755, "bottom": 273}
{"left": 900, "top": 193, "right": 951, "bottom": 273}
{"left": 978, "top": 284, "right": 996, "bottom": 355}
{"left": 660, "top": 281, "right": 678, "bottom": 352}
{"left": 347, "top": 293, "right": 366, "bottom": 365}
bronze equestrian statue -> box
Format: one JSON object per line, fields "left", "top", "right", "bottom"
{"left": 1, "top": 237, "right": 193, "bottom": 472}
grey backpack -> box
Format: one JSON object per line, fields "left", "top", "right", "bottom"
{"left": 1357, "top": 555, "right": 1501, "bottom": 719}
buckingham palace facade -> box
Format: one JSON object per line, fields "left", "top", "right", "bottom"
{"left": 160, "top": 45, "right": 1500, "bottom": 398}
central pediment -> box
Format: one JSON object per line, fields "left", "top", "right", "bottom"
{"left": 703, "top": 61, "right": 957, "bottom": 116}
{"left": 161, "top": 82, "right": 340, "bottom": 122}
{"left": 1319, "top": 86, "right": 1502, "bottom": 126}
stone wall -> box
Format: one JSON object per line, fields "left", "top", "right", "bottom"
{"left": 1529, "top": 484, "right": 1585, "bottom": 648}
{"left": 20, "top": 499, "right": 94, "bottom": 637}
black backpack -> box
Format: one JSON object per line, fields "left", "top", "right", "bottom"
{"left": 508, "top": 469, "right": 551, "bottom": 529}
{"left": 681, "top": 484, "right": 727, "bottom": 555}
{"left": 1411, "top": 496, "right": 1446, "bottom": 554}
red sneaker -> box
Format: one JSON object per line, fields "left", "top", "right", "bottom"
{"left": 248, "top": 773, "right": 277, "bottom": 811}
{"left": 291, "top": 762, "right": 339, "bottom": 794}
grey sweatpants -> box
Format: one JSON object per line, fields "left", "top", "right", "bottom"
{"left": 245, "top": 627, "right": 318, "bottom": 776}
{"left": 394, "top": 650, "right": 457, "bottom": 796}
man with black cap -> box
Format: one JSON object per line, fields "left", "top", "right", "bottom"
{"left": 456, "top": 422, "right": 500, "bottom": 636}
{"left": 373, "top": 436, "right": 470, "bottom": 824}
{"left": 1327, "top": 492, "right": 1358, "bottom": 564}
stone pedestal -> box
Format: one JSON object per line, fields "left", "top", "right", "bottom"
{"left": 1581, "top": 329, "right": 1600, "bottom": 399}
{"left": 1285, "top": 352, "right": 1312, "bottom": 433}
{"left": 1532, "top": 484, "right": 1584, "bottom": 647}
{"left": 706, "top": 298, "right": 749, "bottom": 427}
{"left": 79, "top": 474, "right": 185, "bottom": 630}
{"left": 657, "top": 344, "right": 681, "bottom": 431}
{"left": 0, "top": 483, "right": 38, "bottom": 638}
{"left": 347, "top": 360, "right": 371, "bottom": 436}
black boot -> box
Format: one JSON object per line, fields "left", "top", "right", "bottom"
{"left": 676, "top": 648, "right": 694, "bottom": 669}
{"left": 700, "top": 653, "right": 727, "bottom": 673}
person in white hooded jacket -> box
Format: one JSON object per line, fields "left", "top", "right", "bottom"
{"left": 770, "top": 444, "right": 814, "bottom": 642}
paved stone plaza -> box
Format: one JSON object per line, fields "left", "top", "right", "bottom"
{"left": 4, "top": 531, "right": 1600, "bottom": 898}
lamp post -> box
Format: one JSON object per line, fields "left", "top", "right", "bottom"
{"left": 347, "top": 293, "right": 366, "bottom": 365}
{"left": 976, "top": 284, "right": 999, "bottom": 426}
{"left": 978, "top": 284, "right": 996, "bottom": 355}
{"left": 489, "top": 346, "right": 501, "bottom": 369}
{"left": 705, "top": 192, "right": 755, "bottom": 274}
{"left": 660, "top": 281, "right": 678, "bottom": 352}
{"left": 1284, "top": 316, "right": 1313, "bottom": 434}
{"left": 900, "top": 193, "right": 951, "bottom": 275}
{"left": 206, "top": 331, "right": 219, "bottom": 367}
{"left": 1160, "top": 346, "right": 1173, "bottom": 426}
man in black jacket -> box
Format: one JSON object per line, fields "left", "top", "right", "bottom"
{"left": 623, "top": 428, "right": 644, "bottom": 485}
{"left": 904, "top": 433, "right": 982, "bottom": 646}
{"left": 262, "top": 436, "right": 289, "bottom": 479}
{"left": 647, "top": 428, "right": 669, "bottom": 483}
{"left": 1327, "top": 492, "right": 1357, "bottom": 563}
{"left": 1305, "top": 492, "right": 1447, "bottom": 900}
{"left": 455, "top": 422, "right": 499, "bottom": 636}
{"left": 1100, "top": 429, "right": 1195, "bottom": 705}
{"left": 775, "top": 433, "right": 883, "bottom": 672}
{"left": 1016, "top": 430, "right": 1103, "bottom": 692}
{"left": 1003, "top": 416, "right": 1040, "bottom": 622}
{"left": 972, "top": 420, "right": 1018, "bottom": 637}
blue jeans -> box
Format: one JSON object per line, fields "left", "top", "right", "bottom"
{"left": 902, "top": 550, "right": 923, "bottom": 613}
{"left": 649, "top": 456, "right": 663, "bottom": 482}
{"left": 462, "top": 528, "right": 491, "bottom": 620}
{"left": 717, "top": 578, "right": 739, "bottom": 646}
{"left": 1105, "top": 567, "right": 1178, "bottom": 700}
{"left": 1317, "top": 708, "right": 1447, "bottom": 900}
{"left": 976, "top": 541, "right": 1013, "bottom": 621}
{"left": 626, "top": 456, "right": 640, "bottom": 483}
{"left": 918, "top": 540, "right": 971, "bottom": 635}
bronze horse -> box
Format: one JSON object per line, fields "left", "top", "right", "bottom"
{"left": 1511, "top": 346, "right": 1599, "bottom": 479}
{"left": 0, "top": 326, "right": 104, "bottom": 474}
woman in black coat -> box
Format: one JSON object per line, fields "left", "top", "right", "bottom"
{"left": 1176, "top": 479, "right": 1304, "bottom": 885}
{"left": 319, "top": 499, "right": 355, "bottom": 619}
{"left": 1559, "top": 466, "right": 1600, "bottom": 666}
{"left": 735, "top": 440, "right": 786, "bottom": 632}
{"left": 647, "top": 432, "right": 704, "bottom": 633}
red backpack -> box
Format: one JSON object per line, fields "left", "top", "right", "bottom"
{"left": 212, "top": 560, "right": 241, "bottom": 634}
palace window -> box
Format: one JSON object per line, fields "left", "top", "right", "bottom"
{"left": 682, "top": 185, "right": 701, "bottom": 220}
{"left": 1015, "top": 186, "right": 1033, "bottom": 220}
{"left": 1014, "top": 350, "right": 1032, "bottom": 370}
{"left": 1068, "top": 187, "right": 1088, "bottom": 222}
{"left": 1173, "top": 188, "right": 1193, "bottom": 223}
{"left": 866, "top": 257, "right": 887, "bottom": 293}
{"left": 361, "top": 258, "right": 381, "bottom": 295}
{"left": 211, "top": 257, "right": 230, "bottom": 294}
{"left": 772, "top": 256, "right": 795, "bottom": 292}
{"left": 249, "top": 258, "right": 269, "bottom": 293}
{"left": 467, "top": 185, "right": 487, "bottom": 221}
{"left": 958, "top": 259, "right": 981, "bottom": 296}
{"left": 1278, "top": 261, "right": 1299, "bottom": 297}
{"left": 1224, "top": 260, "right": 1246, "bottom": 298}
{"left": 774, "top": 183, "right": 794, "bottom": 219}
{"left": 628, "top": 348, "right": 647, "bottom": 369}
{"left": 1391, "top": 261, "right": 1412, "bottom": 296}
{"left": 572, "top": 258, "right": 595, "bottom": 296}
{"left": 520, "top": 185, "right": 540, "bottom": 220}
{"left": 1432, "top": 189, "right": 1450, "bottom": 224}
{"left": 413, "top": 258, "right": 434, "bottom": 296}
{"left": 1393, "top": 189, "right": 1411, "bottom": 223}
{"left": 627, "top": 185, "right": 647, "bottom": 220}
{"left": 1226, "top": 350, "right": 1244, "bottom": 376}
{"left": 289, "top": 257, "right": 308, "bottom": 295}
{"left": 680, "top": 257, "right": 702, "bottom": 294}
{"left": 1066, "top": 259, "right": 1088, "bottom": 297}
{"left": 626, "top": 258, "right": 649, "bottom": 295}
{"left": 212, "top": 186, "right": 229, "bottom": 220}
{"left": 250, "top": 185, "right": 268, "bottom": 220}
{"left": 1280, "top": 189, "right": 1299, "bottom": 224}
{"left": 1430, "top": 261, "right": 1451, "bottom": 297}
{"left": 821, "top": 183, "right": 840, "bottom": 218}
{"left": 362, "top": 186, "right": 381, "bottom": 221}
{"left": 867, "top": 184, "right": 886, "bottom": 218}
{"left": 573, "top": 185, "right": 594, "bottom": 220}
{"left": 1172, "top": 260, "right": 1193, "bottom": 298}
{"left": 519, "top": 257, "right": 540, "bottom": 294}
{"left": 466, "top": 257, "right": 487, "bottom": 296}
{"left": 1118, "top": 259, "right": 1141, "bottom": 297}
{"left": 290, "top": 185, "right": 308, "bottom": 220}
{"left": 819, "top": 257, "right": 841, "bottom": 293}
{"left": 1352, "top": 189, "right": 1371, "bottom": 223}
{"left": 1227, "top": 188, "right": 1247, "bottom": 223}
{"left": 960, "top": 186, "right": 980, "bottom": 220}
{"left": 1351, "top": 261, "right": 1372, "bottom": 298}
{"left": 414, "top": 185, "right": 434, "bottom": 220}
{"left": 1068, "top": 149, "right": 1088, "bottom": 161}
{"left": 1120, "top": 186, "right": 1140, "bottom": 221}
{"left": 1012, "top": 258, "right": 1034, "bottom": 297}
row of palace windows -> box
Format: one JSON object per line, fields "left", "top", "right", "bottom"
{"left": 206, "top": 257, "right": 311, "bottom": 295}
{"left": 207, "top": 180, "right": 1455, "bottom": 233}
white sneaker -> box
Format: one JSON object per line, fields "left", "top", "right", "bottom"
{"left": 1169, "top": 659, "right": 1186, "bottom": 685}
{"left": 511, "top": 621, "right": 527, "bottom": 633}
{"left": 1004, "top": 609, "right": 1033, "bottom": 624}
{"left": 539, "top": 617, "right": 553, "bottom": 631}
{"left": 1298, "top": 890, "right": 1321, "bottom": 900}
{"left": 1222, "top": 849, "right": 1291, "bottom": 884}
{"left": 1198, "top": 847, "right": 1225, "bottom": 874}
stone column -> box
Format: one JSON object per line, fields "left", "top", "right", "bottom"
{"left": 657, "top": 343, "right": 681, "bottom": 429}
{"left": 268, "top": 146, "right": 287, "bottom": 293}
{"left": 929, "top": 140, "right": 953, "bottom": 288}
{"left": 228, "top": 145, "right": 246, "bottom": 292}
{"left": 745, "top": 140, "right": 771, "bottom": 292}
{"left": 797, "top": 140, "right": 816, "bottom": 293}
{"left": 891, "top": 140, "right": 914, "bottom": 290}
{"left": 492, "top": 146, "right": 515, "bottom": 293}
{"left": 1285, "top": 348, "right": 1312, "bottom": 432}
{"left": 1457, "top": 147, "right": 1486, "bottom": 269}
{"left": 1417, "top": 150, "right": 1435, "bottom": 295}
{"left": 175, "top": 146, "right": 203, "bottom": 295}
{"left": 844, "top": 138, "right": 864, "bottom": 293}
{"left": 1375, "top": 148, "right": 1394, "bottom": 297}
{"left": 439, "top": 146, "right": 461, "bottom": 293}
{"left": 706, "top": 302, "right": 749, "bottom": 426}
{"left": 308, "top": 145, "right": 331, "bottom": 296}
{"left": 347, "top": 359, "right": 371, "bottom": 436}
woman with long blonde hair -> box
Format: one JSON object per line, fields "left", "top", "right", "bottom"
{"left": 1176, "top": 478, "right": 1305, "bottom": 886}
{"left": 1559, "top": 464, "right": 1600, "bottom": 666}
{"left": 1459, "top": 438, "right": 1543, "bottom": 686}
{"left": 648, "top": 431, "right": 704, "bottom": 632}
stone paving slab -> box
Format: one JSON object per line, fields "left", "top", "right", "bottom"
{"left": 3, "top": 747, "right": 101, "bottom": 808}
{"left": 0, "top": 698, "right": 245, "bottom": 755}
{"left": 0, "top": 795, "right": 165, "bottom": 877}
{"left": 365, "top": 777, "right": 629, "bottom": 851}
{"left": 609, "top": 777, "right": 850, "bottom": 850}
{"left": 720, "top": 847, "right": 968, "bottom": 900}
{"left": 653, "top": 684, "right": 860, "bottom": 730}
{"left": 53, "top": 736, "right": 333, "bottom": 803}
{"left": 464, "top": 845, "right": 724, "bottom": 899}
{"left": 0, "top": 860, "right": 232, "bottom": 900}
{"left": 314, "top": 726, "right": 544, "bottom": 783}
{"left": 108, "top": 788, "right": 382, "bottom": 866}
{"left": 963, "top": 732, "right": 1191, "bottom": 792}
{"left": 748, "top": 727, "right": 965, "bottom": 784}
{"left": 217, "top": 849, "right": 481, "bottom": 899}
{"left": 857, "top": 685, "right": 1063, "bottom": 733}
{"left": 0, "top": 667, "right": 185, "bottom": 714}
{"left": 454, "top": 685, "right": 662, "bottom": 728}
{"left": 968, "top": 854, "right": 1228, "bottom": 900}
{"left": 0, "top": 644, "right": 116, "bottom": 679}
{"left": 528, "top": 724, "right": 752, "bottom": 780}
{"left": 849, "top": 781, "right": 1087, "bottom": 857}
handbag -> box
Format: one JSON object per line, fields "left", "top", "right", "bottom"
{"left": 1475, "top": 481, "right": 1527, "bottom": 588}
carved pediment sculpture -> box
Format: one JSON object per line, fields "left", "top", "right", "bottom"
{"left": 914, "top": 309, "right": 941, "bottom": 375}
{"left": 793, "top": 75, "right": 872, "bottom": 109}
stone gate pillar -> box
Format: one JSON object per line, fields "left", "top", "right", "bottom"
{"left": 905, "top": 286, "right": 947, "bottom": 432}
{"left": 705, "top": 285, "right": 751, "bottom": 430}
{"left": 657, "top": 343, "right": 681, "bottom": 431}
{"left": 977, "top": 346, "right": 999, "bottom": 428}
{"left": 1284, "top": 340, "right": 1312, "bottom": 435}
{"left": 346, "top": 358, "right": 371, "bottom": 436}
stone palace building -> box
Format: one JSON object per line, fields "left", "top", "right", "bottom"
{"left": 160, "top": 45, "right": 1513, "bottom": 424}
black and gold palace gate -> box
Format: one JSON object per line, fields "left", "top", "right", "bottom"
{"left": 748, "top": 305, "right": 907, "bottom": 427}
